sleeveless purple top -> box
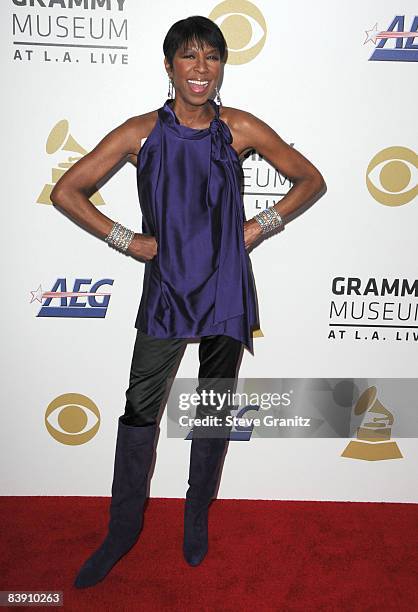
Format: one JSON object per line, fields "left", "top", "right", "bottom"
{"left": 134, "top": 98, "right": 259, "bottom": 354}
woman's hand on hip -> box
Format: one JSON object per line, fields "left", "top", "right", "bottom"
{"left": 243, "top": 219, "right": 263, "bottom": 250}
{"left": 127, "top": 233, "right": 158, "bottom": 261}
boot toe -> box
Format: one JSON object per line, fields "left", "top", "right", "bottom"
{"left": 73, "top": 538, "right": 135, "bottom": 589}
{"left": 73, "top": 548, "right": 113, "bottom": 589}
{"left": 183, "top": 544, "right": 208, "bottom": 566}
{"left": 74, "top": 566, "right": 101, "bottom": 589}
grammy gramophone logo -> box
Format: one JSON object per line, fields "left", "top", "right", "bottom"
{"left": 37, "top": 119, "right": 105, "bottom": 206}
{"left": 341, "top": 386, "right": 403, "bottom": 461}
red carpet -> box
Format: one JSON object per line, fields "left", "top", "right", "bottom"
{"left": 1, "top": 497, "right": 417, "bottom": 611}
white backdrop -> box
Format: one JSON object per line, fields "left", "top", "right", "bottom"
{"left": 1, "top": 0, "right": 417, "bottom": 501}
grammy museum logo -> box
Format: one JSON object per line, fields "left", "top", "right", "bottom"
{"left": 11, "top": 0, "right": 128, "bottom": 65}
{"left": 328, "top": 276, "right": 418, "bottom": 344}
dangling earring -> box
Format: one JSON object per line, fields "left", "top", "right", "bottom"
{"left": 167, "top": 76, "right": 174, "bottom": 99}
{"left": 215, "top": 85, "right": 222, "bottom": 106}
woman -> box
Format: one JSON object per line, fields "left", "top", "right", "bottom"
{"left": 51, "top": 15, "right": 325, "bottom": 589}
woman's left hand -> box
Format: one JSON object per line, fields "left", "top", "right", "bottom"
{"left": 243, "top": 218, "right": 263, "bottom": 250}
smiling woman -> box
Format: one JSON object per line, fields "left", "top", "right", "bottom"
{"left": 176, "top": 46, "right": 220, "bottom": 94}
{"left": 163, "top": 23, "right": 226, "bottom": 117}
{"left": 49, "top": 13, "right": 325, "bottom": 590}
{"left": 187, "top": 77, "right": 210, "bottom": 93}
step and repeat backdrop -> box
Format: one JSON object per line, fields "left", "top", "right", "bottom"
{"left": 1, "top": 1, "right": 417, "bottom": 501}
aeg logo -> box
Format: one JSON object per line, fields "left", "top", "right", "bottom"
{"left": 364, "top": 15, "right": 418, "bottom": 62}
{"left": 30, "top": 278, "right": 114, "bottom": 318}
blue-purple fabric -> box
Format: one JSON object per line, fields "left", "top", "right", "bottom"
{"left": 134, "top": 98, "right": 259, "bottom": 353}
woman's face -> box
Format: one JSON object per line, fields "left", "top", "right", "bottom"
{"left": 165, "top": 40, "right": 222, "bottom": 104}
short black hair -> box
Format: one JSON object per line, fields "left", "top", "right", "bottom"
{"left": 163, "top": 15, "right": 227, "bottom": 68}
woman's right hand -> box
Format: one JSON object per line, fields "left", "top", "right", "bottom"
{"left": 127, "top": 233, "right": 158, "bottom": 261}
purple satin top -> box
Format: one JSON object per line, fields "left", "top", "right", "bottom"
{"left": 134, "top": 98, "right": 259, "bottom": 353}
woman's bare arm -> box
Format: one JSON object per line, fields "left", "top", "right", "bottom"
{"left": 225, "top": 107, "right": 326, "bottom": 249}
{"left": 50, "top": 115, "right": 157, "bottom": 261}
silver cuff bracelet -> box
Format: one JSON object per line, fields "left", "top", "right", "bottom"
{"left": 105, "top": 221, "right": 135, "bottom": 253}
{"left": 253, "top": 206, "right": 285, "bottom": 235}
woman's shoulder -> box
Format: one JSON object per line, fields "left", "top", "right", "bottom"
{"left": 122, "top": 109, "right": 159, "bottom": 164}
{"left": 219, "top": 105, "right": 260, "bottom": 157}
{"left": 126, "top": 104, "right": 256, "bottom": 141}
{"left": 219, "top": 105, "right": 260, "bottom": 129}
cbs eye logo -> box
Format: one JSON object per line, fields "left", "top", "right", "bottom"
{"left": 45, "top": 393, "right": 100, "bottom": 445}
{"left": 366, "top": 146, "right": 417, "bottom": 207}
{"left": 209, "top": 0, "right": 267, "bottom": 64}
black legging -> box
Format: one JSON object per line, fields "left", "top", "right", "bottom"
{"left": 121, "top": 330, "right": 244, "bottom": 427}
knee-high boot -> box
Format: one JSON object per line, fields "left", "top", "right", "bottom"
{"left": 74, "top": 416, "right": 157, "bottom": 588}
{"left": 183, "top": 430, "right": 230, "bottom": 566}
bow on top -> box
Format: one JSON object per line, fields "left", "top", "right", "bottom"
{"left": 207, "top": 103, "right": 248, "bottom": 325}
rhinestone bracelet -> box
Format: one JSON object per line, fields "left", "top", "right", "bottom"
{"left": 105, "top": 221, "right": 135, "bottom": 253}
{"left": 253, "top": 206, "right": 285, "bottom": 235}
